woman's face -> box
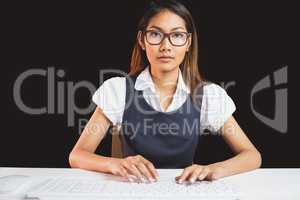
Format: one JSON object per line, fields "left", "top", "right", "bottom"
{"left": 139, "top": 10, "right": 191, "bottom": 73}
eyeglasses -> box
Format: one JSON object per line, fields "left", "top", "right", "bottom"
{"left": 143, "top": 30, "right": 191, "bottom": 47}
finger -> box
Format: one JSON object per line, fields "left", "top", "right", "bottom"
{"left": 145, "top": 162, "right": 159, "bottom": 180}
{"left": 140, "top": 157, "right": 159, "bottom": 180}
{"left": 175, "top": 176, "right": 181, "bottom": 181}
{"left": 122, "top": 162, "right": 143, "bottom": 182}
{"left": 129, "top": 157, "right": 147, "bottom": 181}
{"left": 136, "top": 163, "right": 155, "bottom": 183}
{"left": 117, "top": 166, "right": 127, "bottom": 177}
{"left": 112, "top": 165, "right": 132, "bottom": 182}
{"left": 119, "top": 166, "right": 135, "bottom": 182}
{"left": 198, "top": 167, "right": 210, "bottom": 181}
{"left": 189, "top": 167, "right": 203, "bottom": 183}
{"left": 177, "top": 167, "right": 193, "bottom": 184}
{"left": 130, "top": 164, "right": 144, "bottom": 182}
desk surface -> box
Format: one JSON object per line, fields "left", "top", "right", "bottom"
{"left": 0, "top": 167, "right": 299, "bottom": 200}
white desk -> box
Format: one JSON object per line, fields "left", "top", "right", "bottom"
{"left": 0, "top": 167, "right": 299, "bottom": 200}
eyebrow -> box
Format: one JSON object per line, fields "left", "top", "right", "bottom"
{"left": 148, "top": 26, "right": 186, "bottom": 31}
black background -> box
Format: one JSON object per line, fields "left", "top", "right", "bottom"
{"left": 1, "top": 1, "right": 297, "bottom": 168}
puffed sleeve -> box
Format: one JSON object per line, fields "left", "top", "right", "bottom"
{"left": 92, "top": 77, "right": 126, "bottom": 125}
{"left": 200, "top": 83, "right": 236, "bottom": 132}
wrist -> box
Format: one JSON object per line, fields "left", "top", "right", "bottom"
{"left": 208, "top": 162, "right": 231, "bottom": 178}
{"left": 104, "top": 157, "right": 121, "bottom": 174}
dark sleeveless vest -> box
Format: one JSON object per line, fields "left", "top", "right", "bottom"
{"left": 119, "top": 73, "right": 204, "bottom": 168}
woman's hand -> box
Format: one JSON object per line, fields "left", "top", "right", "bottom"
{"left": 175, "top": 164, "right": 229, "bottom": 184}
{"left": 107, "top": 155, "right": 159, "bottom": 183}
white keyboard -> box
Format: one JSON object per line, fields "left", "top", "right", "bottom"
{"left": 25, "top": 177, "right": 242, "bottom": 199}
{"left": 102, "top": 180, "right": 242, "bottom": 199}
{"left": 0, "top": 175, "right": 31, "bottom": 194}
{"left": 26, "top": 178, "right": 104, "bottom": 195}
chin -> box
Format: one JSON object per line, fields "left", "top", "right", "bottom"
{"left": 156, "top": 62, "right": 178, "bottom": 72}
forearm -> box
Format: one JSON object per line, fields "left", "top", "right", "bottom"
{"left": 69, "top": 149, "right": 115, "bottom": 174}
{"left": 210, "top": 149, "right": 262, "bottom": 177}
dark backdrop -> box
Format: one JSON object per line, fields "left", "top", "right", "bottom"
{"left": 1, "top": 1, "right": 297, "bottom": 168}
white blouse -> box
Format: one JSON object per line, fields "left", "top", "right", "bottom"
{"left": 92, "top": 66, "right": 236, "bottom": 132}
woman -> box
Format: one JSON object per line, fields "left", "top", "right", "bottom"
{"left": 69, "top": 0, "right": 261, "bottom": 184}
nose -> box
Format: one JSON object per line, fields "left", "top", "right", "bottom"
{"left": 159, "top": 36, "right": 172, "bottom": 52}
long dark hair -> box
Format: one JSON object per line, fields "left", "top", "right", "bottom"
{"left": 129, "top": 0, "right": 206, "bottom": 100}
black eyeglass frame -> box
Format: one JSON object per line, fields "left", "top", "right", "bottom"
{"left": 142, "top": 30, "right": 191, "bottom": 47}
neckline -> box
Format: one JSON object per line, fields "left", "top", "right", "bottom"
{"left": 136, "top": 90, "right": 192, "bottom": 115}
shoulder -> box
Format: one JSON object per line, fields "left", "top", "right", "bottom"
{"left": 203, "top": 82, "right": 228, "bottom": 97}
{"left": 92, "top": 76, "right": 126, "bottom": 100}
{"left": 92, "top": 76, "right": 126, "bottom": 125}
{"left": 201, "top": 82, "right": 236, "bottom": 132}
{"left": 92, "top": 77, "right": 126, "bottom": 101}
{"left": 100, "top": 76, "right": 126, "bottom": 88}
{"left": 202, "top": 81, "right": 235, "bottom": 109}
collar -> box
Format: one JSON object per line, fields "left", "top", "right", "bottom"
{"left": 134, "top": 66, "right": 190, "bottom": 94}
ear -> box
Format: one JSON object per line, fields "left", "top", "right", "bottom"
{"left": 138, "top": 31, "right": 146, "bottom": 50}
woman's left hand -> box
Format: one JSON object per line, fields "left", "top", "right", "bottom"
{"left": 175, "top": 164, "right": 229, "bottom": 184}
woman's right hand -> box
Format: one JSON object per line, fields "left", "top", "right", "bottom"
{"left": 107, "top": 155, "right": 159, "bottom": 183}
